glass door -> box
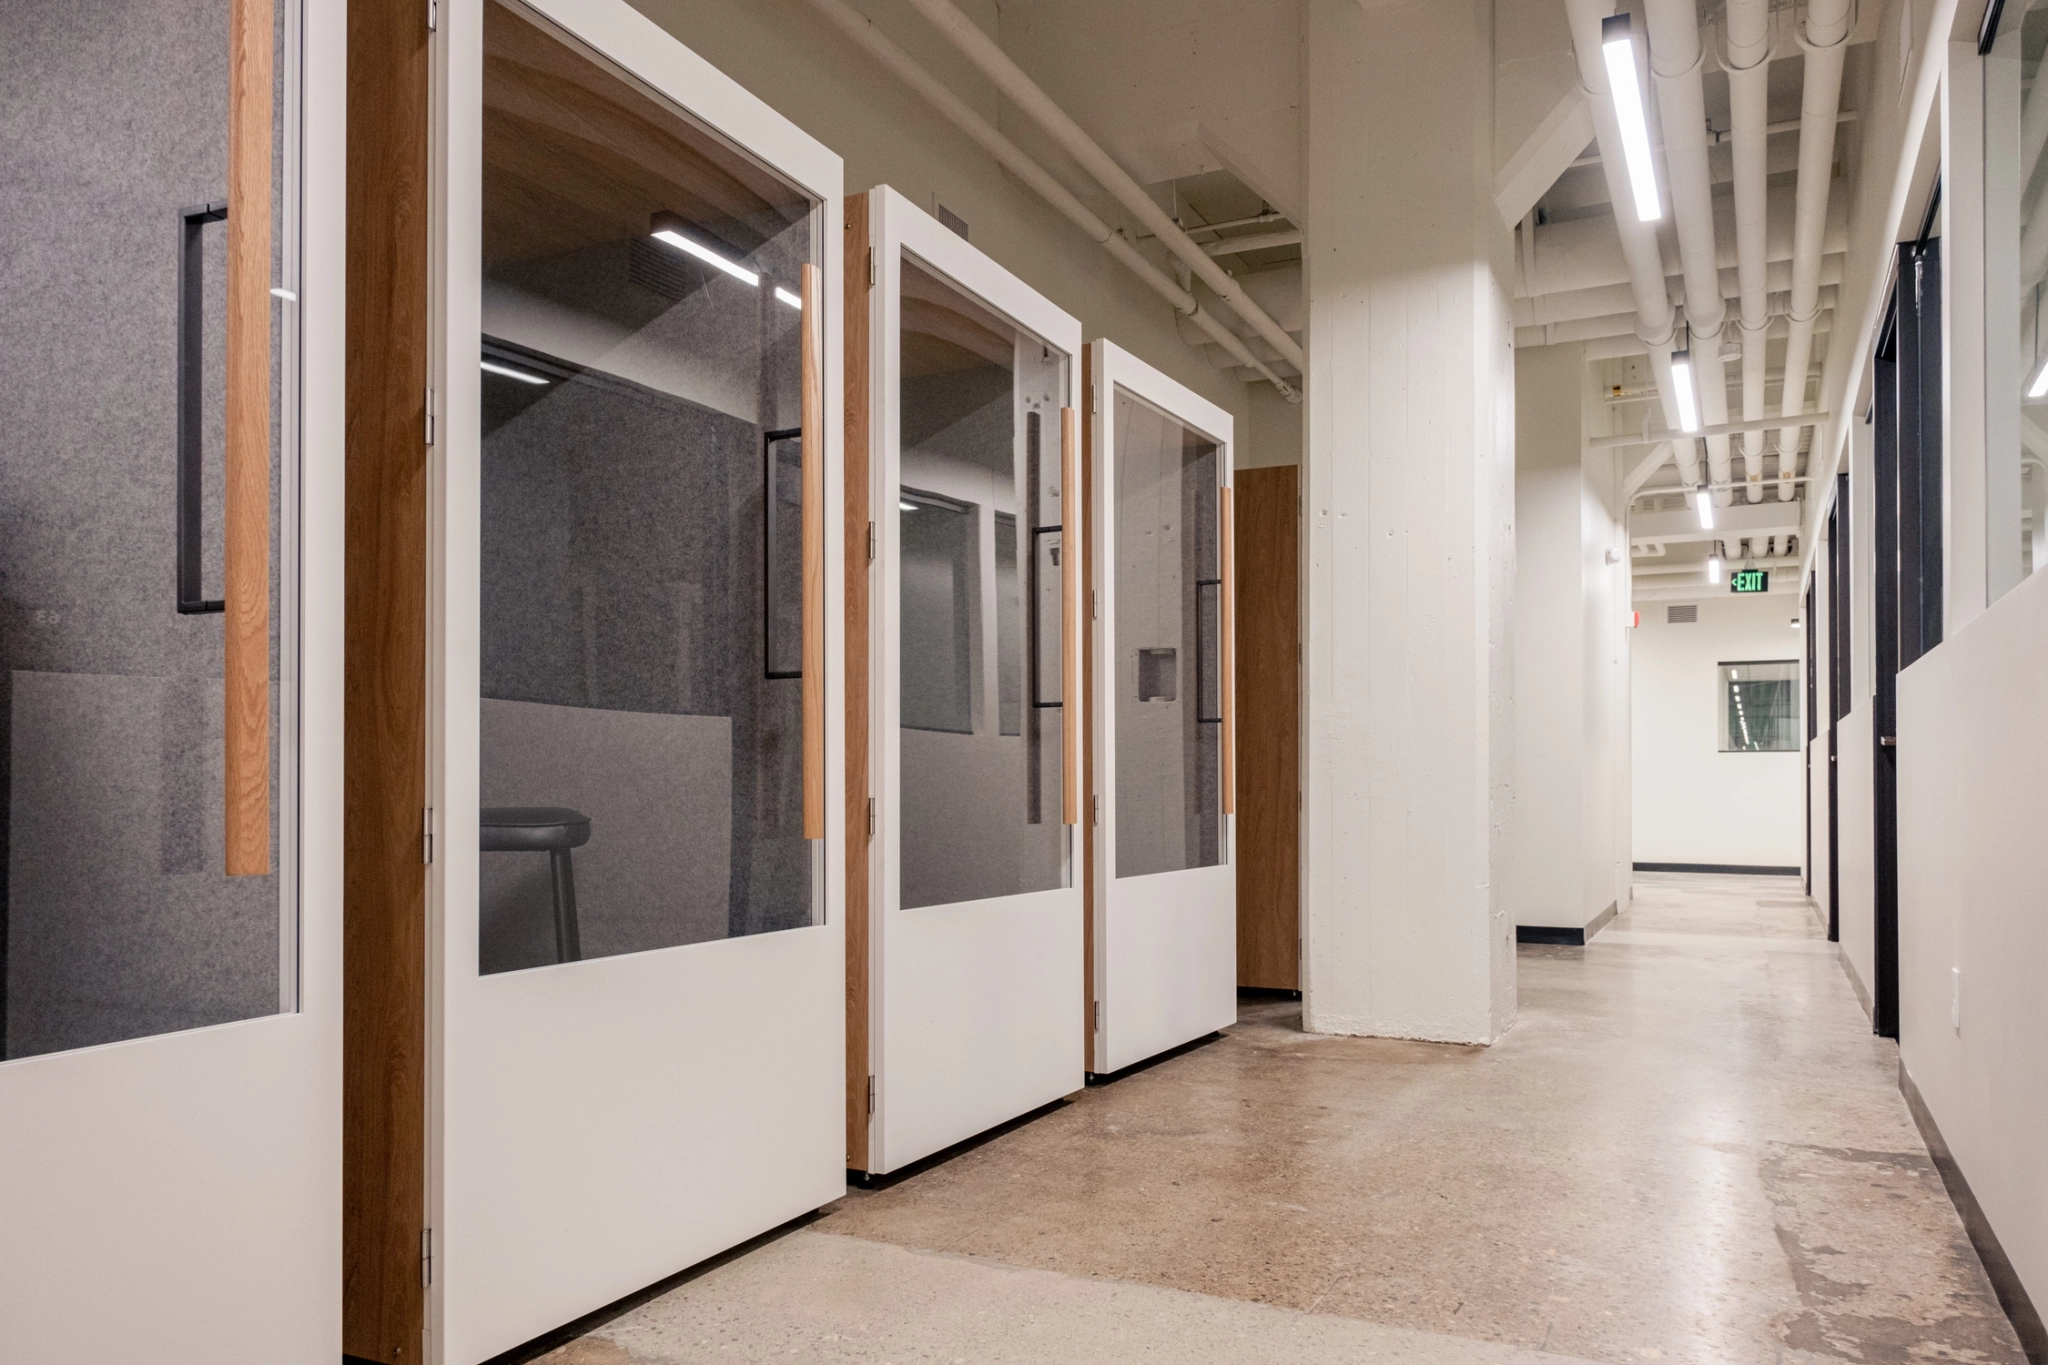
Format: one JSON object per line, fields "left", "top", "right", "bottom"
{"left": 432, "top": 1, "right": 844, "bottom": 1358}
{"left": 856, "top": 187, "right": 1084, "bottom": 1176}
{"left": 0, "top": 0, "right": 344, "bottom": 1356}
{"left": 1087, "top": 340, "right": 1237, "bottom": 1076}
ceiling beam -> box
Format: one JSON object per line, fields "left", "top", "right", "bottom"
{"left": 1591, "top": 411, "right": 1831, "bottom": 450}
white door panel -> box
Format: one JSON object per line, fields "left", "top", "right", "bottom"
{"left": 1089, "top": 340, "right": 1238, "bottom": 1079}
{"left": 433, "top": 2, "right": 845, "bottom": 1356}
{"left": 862, "top": 187, "right": 1085, "bottom": 1176}
{"left": 0, "top": 0, "right": 345, "bottom": 1355}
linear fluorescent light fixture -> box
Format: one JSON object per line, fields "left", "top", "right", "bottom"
{"left": 1670, "top": 350, "right": 1701, "bottom": 433}
{"left": 651, "top": 225, "right": 759, "bottom": 287}
{"left": 774, "top": 285, "right": 803, "bottom": 310}
{"left": 1601, "top": 13, "right": 1663, "bottom": 223}
{"left": 2029, "top": 355, "right": 2048, "bottom": 398}
{"left": 481, "top": 359, "right": 548, "bottom": 385}
{"left": 1707, "top": 551, "right": 1723, "bottom": 584}
{"left": 1695, "top": 484, "right": 1715, "bottom": 530}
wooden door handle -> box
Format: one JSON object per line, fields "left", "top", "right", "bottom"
{"left": 1220, "top": 484, "right": 1235, "bottom": 817}
{"left": 1062, "top": 405, "right": 1081, "bottom": 826}
{"left": 802, "top": 262, "right": 826, "bottom": 840}
{"left": 224, "top": 0, "right": 273, "bottom": 877}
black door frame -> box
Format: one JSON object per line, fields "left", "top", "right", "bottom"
{"left": 1825, "top": 477, "right": 1847, "bottom": 945}
{"left": 1869, "top": 236, "right": 1943, "bottom": 1041}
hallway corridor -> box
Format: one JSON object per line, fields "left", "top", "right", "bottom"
{"left": 533, "top": 875, "right": 2022, "bottom": 1365}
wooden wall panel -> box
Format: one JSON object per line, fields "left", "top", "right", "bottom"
{"left": 343, "top": 0, "right": 430, "bottom": 1357}
{"left": 1233, "top": 465, "right": 1299, "bottom": 991}
{"left": 843, "top": 194, "right": 871, "bottom": 1171}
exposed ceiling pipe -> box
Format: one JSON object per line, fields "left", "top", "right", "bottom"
{"left": 1644, "top": 0, "right": 1733, "bottom": 504}
{"left": 1726, "top": 0, "right": 1772, "bottom": 504}
{"left": 1563, "top": 0, "right": 1696, "bottom": 489}
{"left": 801, "top": 0, "right": 1298, "bottom": 398}
{"left": 1515, "top": 188, "right": 1848, "bottom": 298}
{"left": 1776, "top": 0, "right": 1854, "bottom": 495}
{"left": 894, "top": 0, "right": 1306, "bottom": 374}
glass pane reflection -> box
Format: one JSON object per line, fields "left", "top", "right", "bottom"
{"left": 0, "top": 0, "right": 294, "bottom": 1059}
{"left": 897, "top": 257, "right": 1067, "bottom": 909}
{"left": 477, "top": 0, "right": 817, "bottom": 973}
{"left": 1113, "top": 390, "right": 1222, "bottom": 880}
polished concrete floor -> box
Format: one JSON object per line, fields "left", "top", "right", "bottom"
{"left": 538, "top": 874, "right": 2024, "bottom": 1364}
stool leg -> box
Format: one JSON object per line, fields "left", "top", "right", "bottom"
{"left": 550, "top": 848, "right": 582, "bottom": 963}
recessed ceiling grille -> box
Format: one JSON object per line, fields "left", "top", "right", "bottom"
{"left": 1667, "top": 604, "right": 1699, "bottom": 624}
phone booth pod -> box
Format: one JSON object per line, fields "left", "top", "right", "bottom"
{"left": 846, "top": 186, "right": 1085, "bottom": 1177}
{"left": 428, "top": 1, "right": 845, "bottom": 1357}
{"left": 0, "top": 0, "right": 346, "bottom": 1356}
{"left": 1084, "top": 340, "right": 1237, "bottom": 1077}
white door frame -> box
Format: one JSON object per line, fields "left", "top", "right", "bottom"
{"left": 0, "top": 1, "right": 346, "bottom": 1357}
{"left": 864, "top": 186, "right": 1084, "bottom": 1174}
{"left": 430, "top": 3, "right": 845, "bottom": 1359}
{"left": 1088, "top": 339, "right": 1237, "bottom": 1077}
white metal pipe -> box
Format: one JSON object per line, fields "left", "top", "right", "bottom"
{"left": 896, "top": 0, "right": 1305, "bottom": 373}
{"left": 801, "top": 0, "right": 1297, "bottom": 397}
{"left": 1565, "top": 0, "right": 1687, "bottom": 474}
{"left": 1644, "top": 0, "right": 1734, "bottom": 501}
{"left": 1776, "top": 0, "right": 1853, "bottom": 490}
{"left": 1726, "top": 0, "right": 1772, "bottom": 503}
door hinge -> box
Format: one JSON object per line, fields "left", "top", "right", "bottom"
{"left": 866, "top": 247, "right": 875, "bottom": 288}
{"left": 1092, "top": 794, "right": 1100, "bottom": 826}
{"left": 1093, "top": 1000, "right": 1103, "bottom": 1031}
{"left": 866, "top": 1075, "right": 876, "bottom": 1114}
{"left": 866, "top": 796, "right": 875, "bottom": 839}
{"left": 867, "top": 520, "right": 876, "bottom": 562}
{"left": 425, "top": 387, "right": 436, "bottom": 446}
{"left": 1879, "top": 735, "right": 1896, "bottom": 746}
{"left": 423, "top": 807, "right": 435, "bottom": 865}
{"left": 426, "top": 0, "right": 438, "bottom": 30}
{"left": 421, "top": 1228, "right": 433, "bottom": 1287}
{"left": 1091, "top": 588, "right": 1099, "bottom": 620}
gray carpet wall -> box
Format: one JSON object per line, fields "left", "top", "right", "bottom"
{"left": 479, "top": 337, "right": 812, "bottom": 970}
{"left": 1, "top": 0, "right": 291, "bottom": 1059}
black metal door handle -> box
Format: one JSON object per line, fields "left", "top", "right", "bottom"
{"left": 764, "top": 426, "right": 801, "bottom": 679}
{"left": 178, "top": 200, "right": 227, "bottom": 615}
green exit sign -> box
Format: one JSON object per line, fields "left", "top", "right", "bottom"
{"left": 1730, "top": 568, "right": 1770, "bottom": 594}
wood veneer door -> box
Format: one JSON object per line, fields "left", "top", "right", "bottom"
{"left": 343, "top": 0, "right": 431, "bottom": 1356}
{"left": 1233, "top": 465, "right": 1299, "bottom": 991}
{"left": 845, "top": 191, "right": 872, "bottom": 1172}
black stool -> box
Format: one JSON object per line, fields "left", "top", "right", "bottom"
{"left": 480, "top": 807, "right": 591, "bottom": 963}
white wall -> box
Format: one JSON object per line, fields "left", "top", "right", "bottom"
{"left": 625, "top": 0, "right": 1264, "bottom": 457}
{"left": 1631, "top": 593, "right": 1807, "bottom": 869}
{"left": 1510, "top": 343, "right": 1629, "bottom": 931}
{"left": 1301, "top": 0, "right": 1515, "bottom": 1044}
{"left": 1897, "top": 566, "right": 2048, "bottom": 1321}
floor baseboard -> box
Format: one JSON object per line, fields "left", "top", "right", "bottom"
{"left": 1898, "top": 1063, "right": 2048, "bottom": 1363}
{"left": 1632, "top": 861, "right": 1801, "bottom": 876}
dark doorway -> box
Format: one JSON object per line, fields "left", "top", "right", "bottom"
{"left": 1869, "top": 237, "right": 1943, "bottom": 1041}
{"left": 1825, "top": 474, "right": 1848, "bottom": 945}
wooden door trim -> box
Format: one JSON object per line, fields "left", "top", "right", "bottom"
{"left": 1233, "top": 465, "right": 1300, "bottom": 992}
{"left": 343, "top": 0, "right": 431, "bottom": 1357}
{"left": 843, "top": 193, "right": 872, "bottom": 1173}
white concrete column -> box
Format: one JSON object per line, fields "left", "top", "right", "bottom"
{"left": 1302, "top": 0, "right": 1516, "bottom": 1044}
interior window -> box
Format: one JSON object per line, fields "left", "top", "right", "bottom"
{"left": 1112, "top": 390, "right": 1223, "bottom": 878}
{"left": 896, "top": 256, "right": 1068, "bottom": 909}
{"left": 1718, "top": 660, "right": 1800, "bottom": 753}
{"left": 476, "top": 0, "right": 818, "bottom": 973}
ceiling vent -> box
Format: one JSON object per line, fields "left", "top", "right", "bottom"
{"left": 1666, "top": 604, "right": 1699, "bottom": 624}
